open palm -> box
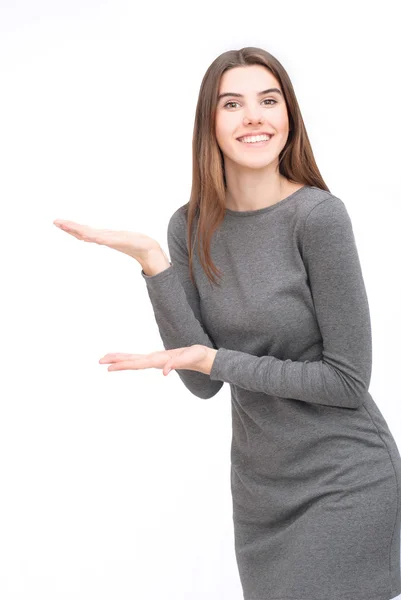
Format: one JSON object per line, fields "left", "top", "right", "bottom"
{"left": 53, "top": 219, "right": 160, "bottom": 262}
{"left": 99, "top": 345, "right": 208, "bottom": 376}
{"left": 53, "top": 217, "right": 198, "bottom": 376}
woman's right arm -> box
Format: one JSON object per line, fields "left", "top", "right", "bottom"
{"left": 139, "top": 207, "right": 223, "bottom": 400}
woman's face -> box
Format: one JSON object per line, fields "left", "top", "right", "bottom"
{"left": 215, "top": 65, "right": 290, "bottom": 170}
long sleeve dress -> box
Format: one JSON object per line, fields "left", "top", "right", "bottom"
{"left": 141, "top": 185, "right": 401, "bottom": 600}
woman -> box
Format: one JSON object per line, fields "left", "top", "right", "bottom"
{"left": 54, "top": 47, "right": 401, "bottom": 600}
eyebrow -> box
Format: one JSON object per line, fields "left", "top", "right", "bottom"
{"left": 217, "top": 88, "right": 283, "bottom": 101}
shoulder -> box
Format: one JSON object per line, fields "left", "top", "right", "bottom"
{"left": 296, "top": 187, "right": 351, "bottom": 233}
{"left": 298, "top": 188, "right": 356, "bottom": 264}
{"left": 296, "top": 186, "right": 344, "bottom": 216}
{"left": 168, "top": 203, "right": 202, "bottom": 240}
{"left": 167, "top": 204, "right": 195, "bottom": 253}
{"left": 168, "top": 205, "right": 188, "bottom": 235}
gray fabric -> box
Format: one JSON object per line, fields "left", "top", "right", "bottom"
{"left": 141, "top": 185, "right": 401, "bottom": 600}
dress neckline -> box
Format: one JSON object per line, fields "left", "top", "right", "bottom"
{"left": 224, "top": 185, "right": 310, "bottom": 217}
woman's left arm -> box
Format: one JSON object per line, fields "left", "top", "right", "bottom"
{"left": 205, "top": 197, "right": 372, "bottom": 410}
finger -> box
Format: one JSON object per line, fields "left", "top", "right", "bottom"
{"left": 57, "top": 228, "right": 87, "bottom": 241}
{"left": 107, "top": 358, "right": 152, "bottom": 371}
{"left": 54, "top": 220, "right": 89, "bottom": 229}
{"left": 54, "top": 221, "right": 98, "bottom": 242}
{"left": 99, "top": 353, "right": 143, "bottom": 363}
{"left": 54, "top": 225, "right": 89, "bottom": 242}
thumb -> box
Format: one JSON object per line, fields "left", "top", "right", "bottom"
{"left": 163, "top": 363, "right": 175, "bottom": 376}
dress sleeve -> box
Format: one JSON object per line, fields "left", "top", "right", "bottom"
{"left": 209, "top": 197, "right": 372, "bottom": 409}
{"left": 141, "top": 208, "right": 223, "bottom": 400}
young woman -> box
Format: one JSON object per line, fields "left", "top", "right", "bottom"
{"left": 54, "top": 47, "right": 401, "bottom": 600}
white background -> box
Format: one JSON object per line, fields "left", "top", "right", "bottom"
{"left": 0, "top": 1, "right": 400, "bottom": 598}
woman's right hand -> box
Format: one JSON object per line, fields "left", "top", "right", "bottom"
{"left": 53, "top": 219, "right": 162, "bottom": 264}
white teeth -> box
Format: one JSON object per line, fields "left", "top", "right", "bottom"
{"left": 239, "top": 135, "right": 271, "bottom": 143}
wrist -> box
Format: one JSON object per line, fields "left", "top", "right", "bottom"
{"left": 141, "top": 247, "right": 171, "bottom": 276}
{"left": 197, "top": 347, "right": 218, "bottom": 375}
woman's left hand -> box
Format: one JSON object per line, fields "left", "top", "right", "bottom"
{"left": 99, "top": 344, "right": 212, "bottom": 376}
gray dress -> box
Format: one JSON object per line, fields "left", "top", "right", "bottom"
{"left": 141, "top": 185, "right": 401, "bottom": 600}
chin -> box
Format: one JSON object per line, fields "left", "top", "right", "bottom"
{"left": 235, "top": 155, "right": 277, "bottom": 168}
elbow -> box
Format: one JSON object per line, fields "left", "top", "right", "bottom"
{"left": 333, "top": 378, "right": 370, "bottom": 410}
{"left": 192, "top": 381, "right": 224, "bottom": 400}
{"left": 324, "top": 360, "right": 371, "bottom": 409}
{"left": 175, "top": 370, "right": 224, "bottom": 400}
{"left": 198, "top": 384, "right": 224, "bottom": 400}
{"left": 345, "top": 389, "right": 368, "bottom": 410}
{"left": 348, "top": 368, "right": 371, "bottom": 409}
{"left": 351, "top": 381, "right": 370, "bottom": 409}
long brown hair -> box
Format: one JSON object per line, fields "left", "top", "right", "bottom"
{"left": 184, "top": 47, "right": 330, "bottom": 288}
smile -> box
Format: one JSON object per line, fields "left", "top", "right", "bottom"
{"left": 237, "top": 135, "right": 273, "bottom": 147}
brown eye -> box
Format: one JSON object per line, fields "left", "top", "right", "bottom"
{"left": 223, "top": 99, "right": 277, "bottom": 109}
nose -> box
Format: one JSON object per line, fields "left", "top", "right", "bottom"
{"left": 243, "top": 109, "right": 264, "bottom": 125}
